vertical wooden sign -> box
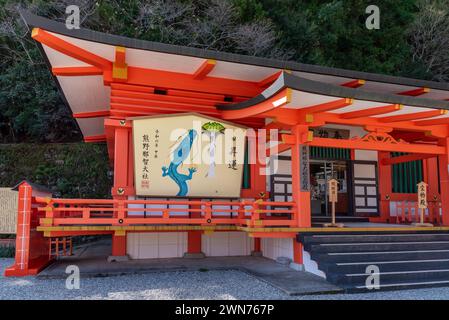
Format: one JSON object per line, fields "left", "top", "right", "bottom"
{"left": 414, "top": 181, "right": 433, "bottom": 227}
{"left": 300, "top": 145, "right": 310, "bottom": 192}
{"left": 324, "top": 179, "right": 343, "bottom": 227}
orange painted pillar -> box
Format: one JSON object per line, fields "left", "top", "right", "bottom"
{"left": 5, "top": 183, "right": 32, "bottom": 276}
{"left": 113, "top": 126, "right": 130, "bottom": 199}
{"left": 254, "top": 238, "right": 261, "bottom": 252}
{"left": 111, "top": 123, "right": 131, "bottom": 258}
{"left": 438, "top": 138, "right": 449, "bottom": 225}
{"left": 378, "top": 151, "right": 392, "bottom": 222}
{"left": 291, "top": 238, "right": 304, "bottom": 270}
{"left": 425, "top": 157, "right": 440, "bottom": 200}
{"left": 187, "top": 231, "right": 202, "bottom": 254}
{"left": 111, "top": 232, "right": 127, "bottom": 257}
{"left": 291, "top": 125, "right": 311, "bottom": 228}
{"left": 185, "top": 203, "right": 204, "bottom": 258}
{"left": 290, "top": 125, "right": 310, "bottom": 267}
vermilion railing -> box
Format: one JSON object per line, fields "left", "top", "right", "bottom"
{"left": 394, "top": 201, "right": 442, "bottom": 224}
{"left": 35, "top": 198, "right": 297, "bottom": 228}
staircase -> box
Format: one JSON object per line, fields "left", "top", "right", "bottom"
{"left": 298, "top": 231, "right": 449, "bottom": 292}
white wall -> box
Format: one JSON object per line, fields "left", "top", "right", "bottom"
{"left": 261, "top": 237, "right": 293, "bottom": 261}
{"left": 127, "top": 232, "right": 187, "bottom": 259}
{"left": 202, "top": 232, "right": 253, "bottom": 256}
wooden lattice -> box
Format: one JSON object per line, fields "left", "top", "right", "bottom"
{"left": 0, "top": 188, "right": 18, "bottom": 234}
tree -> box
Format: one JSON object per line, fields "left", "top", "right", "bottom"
{"left": 408, "top": 0, "right": 449, "bottom": 82}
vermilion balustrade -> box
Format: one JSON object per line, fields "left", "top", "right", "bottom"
{"left": 34, "top": 197, "right": 297, "bottom": 228}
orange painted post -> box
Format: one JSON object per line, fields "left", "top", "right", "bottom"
{"left": 111, "top": 232, "right": 127, "bottom": 257}
{"left": 425, "top": 157, "right": 440, "bottom": 202}
{"left": 378, "top": 151, "right": 392, "bottom": 223}
{"left": 6, "top": 183, "right": 32, "bottom": 275}
{"left": 290, "top": 125, "right": 311, "bottom": 227}
{"left": 113, "top": 126, "right": 129, "bottom": 199}
{"left": 292, "top": 239, "right": 304, "bottom": 269}
{"left": 438, "top": 138, "right": 449, "bottom": 225}
{"left": 251, "top": 237, "right": 262, "bottom": 257}
{"left": 185, "top": 203, "right": 204, "bottom": 258}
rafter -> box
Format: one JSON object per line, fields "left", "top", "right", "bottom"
{"left": 341, "top": 79, "right": 365, "bottom": 88}
{"left": 398, "top": 87, "right": 429, "bottom": 96}
{"left": 193, "top": 59, "right": 216, "bottom": 80}
{"left": 340, "top": 104, "right": 402, "bottom": 119}
{"left": 414, "top": 117, "right": 449, "bottom": 126}
{"left": 84, "top": 134, "right": 107, "bottom": 143}
{"left": 31, "top": 28, "right": 112, "bottom": 69}
{"left": 379, "top": 109, "right": 448, "bottom": 123}
{"left": 301, "top": 98, "right": 353, "bottom": 114}
{"left": 52, "top": 66, "right": 103, "bottom": 76}
{"left": 73, "top": 110, "right": 110, "bottom": 119}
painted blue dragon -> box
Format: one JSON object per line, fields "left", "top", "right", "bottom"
{"left": 162, "top": 129, "right": 198, "bottom": 196}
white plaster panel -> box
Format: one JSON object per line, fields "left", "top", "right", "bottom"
{"left": 126, "top": 232, "right": 187, "bottom": 259}
{"left": 261, "top": 238, "right": 293, "bottom": 261}
{"left": 201, "top": 232, "right": 253, "bottom": 256}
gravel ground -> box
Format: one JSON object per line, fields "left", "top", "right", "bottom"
{"left": 1, "top": 258, "right": 449, "bottom": 300}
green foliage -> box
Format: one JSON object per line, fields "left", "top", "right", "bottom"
{"left": 0, "top": 143, "right": 112, "bottom": 198}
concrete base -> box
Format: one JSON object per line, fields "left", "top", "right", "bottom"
{"left": 412, "top": 222, "right": 434, "bottom": 227}
{"left": 323, "top": 223, "right": 345, "bottom": 228}
{"left": 107, "top": 255, "right": 130, "bottom": 262}
{"left": 183, "top": 252, "right": 206, "bottom": 259}
{"left": 251, "top": 251, "right": 262, "bottom": 257}
{"left": 38, "top": 239, "right": 343, "bottom": 295}
{"left": 276, "top": 257, "right": 292, "bottom": 266}
{"left": 289, "top": 262, "right": 305, "bottom": 271}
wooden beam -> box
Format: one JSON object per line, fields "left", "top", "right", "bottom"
{"left": 52, "top": 66, "right": 103, "bottom": 76}
{"left": 379, "top": 109, "right": 448, "bottom": 123}
{"left": 220, "top": 88, "right": 291, "bottom": 119}
{"left": 73, "top": 110, "right": 110, "bottom": 119}
{"left": 268, "top": 143, "right": 291, "bottom": 156}
{"left": 341, "top": 79, "right": 365, "bottom": 88}
{"left": 311, "top": 112, "right": 449, "bottom": 137}
{"left": 398, "top": 87, "right": 430, "bottom": 96}
{"left": 110, "top": 65, "right": 262, "bottom": 97}
{"left": 193, "top": 59, "right": 216, "bottom": 80}
{"left": 340, "top": 104, "right": 402, "bottom": 119}
{"left": 415, "top": 117, "right": 449, "bottom": 126}
{"left": 84, "top": 134, "right": 106, "bottom": 143}
{"left": 308, "top": 137, "right": 446, "bottom": 154}
{"left": 31, "top": 28, "right": 112, "bottom": 69}
{"left": 111, "top": 89, "right": 224, "bottom": 106}
{"left": 381, "top": 153, "right": 436, "bottom": 165}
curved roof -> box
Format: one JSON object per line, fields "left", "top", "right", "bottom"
{"left": 20, "top": 10, "right": 449, "bottom": 92}
{"left": 218, "top": 72, "right": 449, "bottom": 111}
{"left": 20, "top": 10, "right": 449, "bottom": 137}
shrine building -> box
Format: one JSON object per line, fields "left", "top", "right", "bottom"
{"left": 6, "top": 11, "right": 449, "bottom": 290}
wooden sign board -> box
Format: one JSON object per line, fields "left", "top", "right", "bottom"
{"left": 132, "top": 113, "right": 247, "bottom": 197}
{"left": 328, "top": 179, "right": 339, "bottom": 203}
{"left": 417, "top": 181, "right": 428, "bottom": 209}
